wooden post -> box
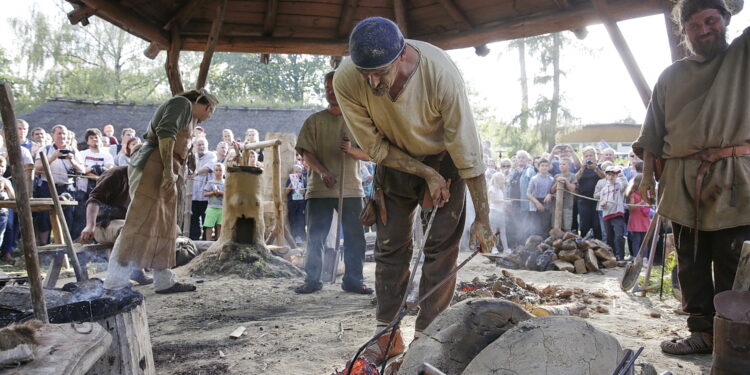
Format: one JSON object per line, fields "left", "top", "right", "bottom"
{"left": 39, "top": 152, "right": 87, "bottom": 282}
{"left": 591, "top": 0, "right": 652, "bottom": 107}
{"left": 195, "top": 0, "right": 227, "bottom": 89}
{"left": 0, "top": 83, "right": 48, "bottom": 322}
{"left": 663, "top": 8, "right": 688, "bottom": 62}
{"left": 394, "top": 0, "right": 409, "bottom": 37}
{"left": 272, "top": 144, "right": 283, "bottom": 245}
{"left": 554, "top": 180, "right": 564, "bottom": 231}
{"left": 166, "top": 26, "right": 184, "bottom": 95}
{"left": 732, "top": 242, "right": 750, "bottom": 291}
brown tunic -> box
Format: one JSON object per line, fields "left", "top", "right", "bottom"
{"left": 115, "top": 97, "right": 193, "bottom": 269}
{"left": 632, "top": 27, "right": 750, "bottom": 231}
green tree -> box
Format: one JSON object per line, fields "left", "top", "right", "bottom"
{"left": 209, "top": 53, "right": 330, "bottom": 106}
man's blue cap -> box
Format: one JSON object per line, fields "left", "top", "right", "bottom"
{"left": 349, "top": 17, "right": 405, "bottom": 70}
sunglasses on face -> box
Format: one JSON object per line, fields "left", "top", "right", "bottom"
{"left": 501, "top": 165, "right": 511, "bottom": 168}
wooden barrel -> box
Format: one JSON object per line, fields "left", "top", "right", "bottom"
{"left": 711, "top": 316, "right": 750, "bottom": 375}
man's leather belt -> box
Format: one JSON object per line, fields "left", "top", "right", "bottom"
{"left": 683, "top": 145, "right": 750, "bottom": 259}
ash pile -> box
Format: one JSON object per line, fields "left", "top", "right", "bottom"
{"left": 495, "top": 230, "right": 618, "bottom": 274}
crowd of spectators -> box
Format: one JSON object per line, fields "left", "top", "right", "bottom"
{"left": 482, "top": 141, "right": 650, "bottom": 260}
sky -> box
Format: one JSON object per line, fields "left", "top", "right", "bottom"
{"left": 2, "top": 0, "right": 749, "bottom": 126}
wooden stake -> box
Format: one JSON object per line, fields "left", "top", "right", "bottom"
{"left": 592, "top": 0, "right": 652, "bottom": 107}
{"left": 196, "top": 0, "right": 228, "bottom": 90}
{"left": 272, "top": 144, "right": 283, "bottom": 245}
{"left": 39, "top": 152, "right": 87, "bottom": 283}
{"left": 166, "top": 25, "right": 184, "bottom": 95}
{"left": 732, "top": 242, "right": 750, "bottom": 291}
{"left": 0, "top": 83, "right": 48, "bottom": 323}
{"left": 554, "top": 180, "right": 564, "bottom": 230}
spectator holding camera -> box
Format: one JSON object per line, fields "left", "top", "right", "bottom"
{"left": 34, "top": 124, "right": 85, "bottom": 245}
{"left": 575, "top": 146, "right": 605, "bottom": 239}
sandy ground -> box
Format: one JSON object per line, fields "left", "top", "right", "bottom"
{"left": 76, "top": 251, "right": 710, "bottom": 375}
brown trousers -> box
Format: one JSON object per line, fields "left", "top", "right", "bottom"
{"left": 672, "top": 222, "right": 750, "bottom": 333}
{"left": 374, "top": 155, "right": 466, "bottom": 331}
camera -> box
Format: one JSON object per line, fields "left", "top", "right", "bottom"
{"left": 586, "top": 160, "right": 593, "bottom": 165}
{"left": 59, "top": 149, "right": 72, "bottom": 155}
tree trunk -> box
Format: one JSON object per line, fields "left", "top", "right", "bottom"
{"left": 518, "top": 39, "right": 529, "bottom": 131}
{"left": 546, "top": 33, "right": 561, "bottom": 152}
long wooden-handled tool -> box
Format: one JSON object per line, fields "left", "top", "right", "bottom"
{"left": 329, "top": 143, "right": 347, "bottom": 284}
{"left": 621, "top": 214, "right": 660, "bottom": 291}
{"left": 634, "top": 216, "right": 663, "bottom": 295}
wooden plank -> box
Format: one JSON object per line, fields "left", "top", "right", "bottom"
{"left": 420, "top": 0, "right": 662, "bottom": 51}
{"left": 278, "top": 1, "right": 342, "bottom": 17}
{"left": 591, "top": 0, "right": 652, "bottom": 107}
{"left": 39, "top": 152, "right": 87, "bottom": 283}
{"left": 180, "top": 35, "right": 347, "bottom": 55}
{"left": 78, "top": 0, "right": 169, "bottom": 46}
{"left": 337, "top": 0, "right": 360, "bottom": 37}
{"left": 164, "top": 0, "right": 203, "bottom": 31}
{"left": 67, "top": 4, "right": 94, "bottom": 26}
{"left": 438, "top": 0, "right": 473, "bottom": 30}
{"left": 0, "top": 83, "right": 48, "bottom": 323}
{"left": 263, "top": 0, "right": 280, "bottom": 35}
{"left": 733, "top": 242, "right": 750, "bottom": 291}
{"left": 196, "top": 0, "right": 228, "bottom": 90}
{"left": 166, "top": 25, "right": 184, "bottom": 95}
{"left": 143, "top": 41, "right": 161, "bottom": 59}
{"left": 272, "top": 144, "right": 283, "bottom": 245}
{"left": 394, "top": 0, "right": 409, "bottom": 36}
{"left": 553, "top": 180, "right": 563, "bottom": 230}
{"left": 43, "top": 252, "right": 64, "bottom": 289}
{"left": 662, "top": 6, "right": 688, "bottom": 62}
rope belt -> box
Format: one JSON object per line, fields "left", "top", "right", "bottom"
{"left": 684, "top": 144, "right": 750, "bottom": 260}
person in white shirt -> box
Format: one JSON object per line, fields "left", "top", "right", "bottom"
{"left": 189, "top": 138, "right": 216, "bottom": 240}
{"left": 73, "top": 128, "right": 114, "bottom": 240}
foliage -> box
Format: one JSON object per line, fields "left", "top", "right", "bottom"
{"left": 209, "top": 53, "right": 330, "bottom": 106}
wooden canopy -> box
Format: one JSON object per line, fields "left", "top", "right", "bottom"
{"left": 65, "top": 0, "right": 666, "bottom": 57}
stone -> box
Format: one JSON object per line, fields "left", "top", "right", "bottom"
{"left": 399, "top": 299, "right": 533, "bottom": 375}
{"left": 553, "top": 260, "right": 575, "bottom": 273}
{"left": 463, "top": 317, "right": 624, "bottom": 375}
{"left": 574, "top": 259, "right": 587, "bottom": 274}
{"left": 558, "top": 250, "right": 580, "bottom": 263}
{"left": 596, "top": 305, "right": 609, "bottom": 314}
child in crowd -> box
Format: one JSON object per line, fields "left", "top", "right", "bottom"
{"left": 0, "top": 156, "right": 15, "bottom": 261}
{"left": 527, "top": 159, "right": 555, "bottom": 237}
{"left": 203, "top": 163, "right": 225, "bottom": 241}
{"left": 551, "top": 158, "right": 577, "bottom": 232}
{"left": 625, "top": 174, "right": 650, "bottom": 260}
{"left": 247, "top": 150, "right": 263, "bottom": 168}
{"left": 285, "top": 164, "right": 307, "bottom": 244}
{"left": 489, "top": 172, "right": 509, "bottom": 253}
{"left": 596, "top": 166, "right": 627, "bottom": 260}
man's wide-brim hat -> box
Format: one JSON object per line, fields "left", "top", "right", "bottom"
{"left": 349, "top": 17, "right": 406, "bottom": 70}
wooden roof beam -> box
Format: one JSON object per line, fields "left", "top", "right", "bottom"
{"left": 67, "top": 2, "right": 94, "bottom": 26}
{"left": 424, "top": 0, "right": 662, "bottom": 50}
{"left": 165, "top": 0, "right": 203, "bottom": 31}
{"left": 166, "top": 26, "right": 184, "bottom": 95}
{"left": 394, "top": 0, "right": 409, "bottom": 37}
{"left": 78, "top": 0, "right": 169, "bottom": 46}
{"left": 437, "top": 0, "right": 473, "bottom": 30}
{"left": 591, "top": 0, "right": 652, "bottom": 106}
{"left": 196, "top": 0, "right": 228, "bottom": 89}
{"left": 179, "top": 36, "right": 348, "bottom": 55}
{"left": 263, "top": 0, "right": 280, "bottom": 36}
{"left": 337, "top": 0, "right": 359, "bottom": 38}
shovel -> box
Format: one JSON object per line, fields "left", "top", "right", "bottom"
{"left": 634, "top": 216, "right": 663, "bottom": 295}
{"left": 621, "top": 214, "right": 661, "bottom": 291}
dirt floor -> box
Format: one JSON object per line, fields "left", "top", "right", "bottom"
{"left": 66, "top": 250, "right": 711, "bottom": 375}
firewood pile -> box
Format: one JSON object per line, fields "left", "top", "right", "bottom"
{"left": 454, "top": 271, "right": 615, "bottom": 319}
{"left": 495, "top": 230, "right": 618, "bottom": 274}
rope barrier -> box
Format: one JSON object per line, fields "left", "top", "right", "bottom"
{"left": 500, "top": 186, "right": 653, "bottom": 208}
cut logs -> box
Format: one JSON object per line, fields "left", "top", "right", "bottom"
{"left": 492, "top": 230, "right": 618, "bottom": 274}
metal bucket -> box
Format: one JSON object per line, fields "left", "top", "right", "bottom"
{"left": 712, "top": 290, "right": 750, "bottom": 375}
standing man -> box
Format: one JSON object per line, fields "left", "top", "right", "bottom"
{"left": 189, "top": 138, "right": 216, "bottom": 240}
{"left": 333, "top": 17, "right": 494, "bottom": 362}
{"left": 16, "top": 119, "right": 31, "bottom": 151}
{"left": 634, "top": 0, "right": 749, "bottom": 355}
{"left": 576, "top": 146, "right": 604, "bottom": 239}
{"left": 294, "top": 71, "right": 373, "bottom": 295}
{"left": 34, "top": 125, "right": 85, "bottom": 245}
{"left": 73, "top": 129, "right": 115, "bottom": 240}
{"left": 103, "top": 89, "right": 218, "bottom": 294}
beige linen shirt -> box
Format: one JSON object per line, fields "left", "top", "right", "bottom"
{"left": 295, "top": 109, "right": 364, "bottom": 199}
{"left": 333, "top": 39, "right": 485, "bottom": 180}
{"left": 632, "top": 27, "right": 750, "bottom": 231}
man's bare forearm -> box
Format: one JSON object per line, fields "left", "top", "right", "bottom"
{"left": 465, "top": 175, "right": 490, "bottom": 223}
{"left": 85, "top": 202, "right": 100, "bottom": 229}
{"left": 302, "top": 151, "right": 330, "bottom": 176}
{"left": 347, "top": 147, "right": 370, "bottom": 161}
{"left": 642, "top": 149, "right": 655, "bottom": 177}
{"left": 159, "top": 138, "right": 175, "bottom": 175}
{"left": 380, "top": 147, "right": 437, "bottom": 180}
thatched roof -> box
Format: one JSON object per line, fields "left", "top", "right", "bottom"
{"left": 6, "top": 98, "right": 317, "bottom": 148}
{"left": 65, "top": 0, "right": 665, "bottom": 56}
